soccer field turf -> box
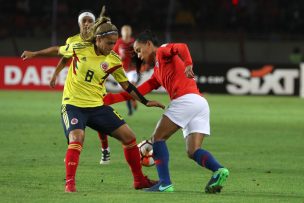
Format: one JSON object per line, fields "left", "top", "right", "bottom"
{"left": 0, "top": 91, "right": 303, "bottom": 203}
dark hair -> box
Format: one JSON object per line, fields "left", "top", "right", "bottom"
{"left": 135, "top": 30, "right": 159, "bottom": 46}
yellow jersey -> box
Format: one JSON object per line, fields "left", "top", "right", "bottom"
{"left": 65, "top": 34, "right": 82, "bottom": 44}
{"left": 59, "top": 42, "right": 128, "bottom": 107}
{"left": 64, "top": 34, "right": 108, "bottom": 97}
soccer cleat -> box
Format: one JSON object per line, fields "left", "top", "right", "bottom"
{"left": 144, "top": 181, "right": 174, "bottom": 192}
{"left": 100, "top": 147, "right": 110, "bottom": 164}
{"left": 205, "top": 167, "right": 229, "bottom": 193}
{"left": 65, "top": 184, "right": 76, "bottom": 193}
{"left": 134, "top": 176, "right": 158, "bottom": 189}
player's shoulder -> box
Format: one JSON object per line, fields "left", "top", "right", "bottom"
{"left": 66, "top": 34, "right": 82, "bottom": 44}
{"left": 109, "top": 50, "right": 122, "bottom": 63}
{"left": 71, "top": 41, "right": 91, "bottom": 50}
{"left": 157, "top": 43, "right": 174, "bottom": 56}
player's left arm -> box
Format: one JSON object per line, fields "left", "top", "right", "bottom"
{"left": 172, "top": 43, "right": 194, "bottom": 78}
{"left": 119, "top": 81, "right": 164, "bottom": 109}
{"left": 104, "top": 76, "right": 160, "bottom": 105}
{"left": 110, "top": 68, "right": 164, "bottom": 109}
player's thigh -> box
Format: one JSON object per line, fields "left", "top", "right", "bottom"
{"left": 87, "top": 105, "right": 126, "bottom": 137}
{"left": 111, "top": 124, "right": 137, "bottom": 144}
{"left": 61, "top": 104, "right": 87, "bottom": 143}
{"left": 152, "top": 115, "right": 180, "bottom": 141}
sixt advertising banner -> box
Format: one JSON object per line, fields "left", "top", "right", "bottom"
{"left": 0, "top": 58, "right": 302, "bottom": 96}
{"left": 195, "top": 63, "right": 302, "bottom": 96}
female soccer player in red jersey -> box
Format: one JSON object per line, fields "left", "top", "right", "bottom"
{"left": 103, "top": 30, "right": 229, "bottom": 193}
{"left": 113, "top": 25, "right": 139, "bottom": 115}
{"left": 21, "top": 20, "right": 165, "bottom": 192}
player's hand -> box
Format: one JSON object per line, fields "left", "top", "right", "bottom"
{"left": 185, "top": 65, "right": 194, "bottom": 78}
{"left": 145, "top": 100, "right": 165, "bottom": 109}
{"left": 49, "top": 76, "right": 57, "bottom": 88}
{"left": 21, "top": 51, "right": 36, "bottom": 60}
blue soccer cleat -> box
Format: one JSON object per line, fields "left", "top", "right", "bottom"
{"left": 205, "top": 167, "right": 229, "bottom": 193}
{"left": 144, "top": 181, "right": 174, "bottom": 192}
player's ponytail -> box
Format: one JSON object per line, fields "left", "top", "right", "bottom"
{"left": 135, "top": 30, "right": 159, "bottom": 46}
{"left": 85, "top": 6, "right": 118, "bottom": 42}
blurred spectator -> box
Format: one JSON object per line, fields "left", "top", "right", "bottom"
{"left": 1, "top": 0, "right": 304, "bottom": 39}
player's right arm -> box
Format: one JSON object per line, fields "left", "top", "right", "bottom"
{"left": 50, "top": 36, "right": 75, "bottom": 88}
{"left": 21, "top": 46, "right": 60, "bottom": 60}
{"left": 50, "top": 57, "right": 69, "bottom": 88}
{"left": 21, "top": 41, "right": 80, "bottom": 60}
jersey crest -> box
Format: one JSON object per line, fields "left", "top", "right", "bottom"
{"left": 101, "top": 62, "right": 109, "bottom": 71}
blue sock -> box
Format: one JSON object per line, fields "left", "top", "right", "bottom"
{"left": 193, "top": 149, "right": 223, "bottom": 172}
{"left": 153, "top": 141, "right": 171, "bottom": 185}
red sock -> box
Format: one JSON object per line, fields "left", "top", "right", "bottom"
{"left": 65, "top": 142, "right": 82, "bottom": 185}
{"left": 98, "top": 132, "right": 109, "bottom": 149}
{"left": 123, "top": 139, "right": 144, "bottom": 182}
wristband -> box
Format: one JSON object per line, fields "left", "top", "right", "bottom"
{"left": 126, "top": 82, "right": 149, "bottom": 105}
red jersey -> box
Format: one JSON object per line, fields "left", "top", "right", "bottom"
{"left": 150, "top": 43, "right": 200, "bottom": 100}
{"left": 104, "top": 43, "right": 201, "bottom": 104}
{"left": 113, "top": 37, "right": 135, "bottom": 72}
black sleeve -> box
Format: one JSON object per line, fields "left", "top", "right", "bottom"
{"left": 125, "top": 82, "right": 148, "bottom": 105}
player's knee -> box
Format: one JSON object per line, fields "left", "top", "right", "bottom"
{"left": 152, "top": 131, "right": 170, "bottom": 142}
{"left": 69, "top": 129, "right": 85, "bottom": 144}
{"left": 112, "top": 126, "right": 136, "bottom": 144}
{"left": 186, "top": 149, "right": 195, "bottom": 159}
{"left": 120, "top": 134, "right": 136, "bottom": 145}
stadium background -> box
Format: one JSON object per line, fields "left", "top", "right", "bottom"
{"left": 0, "top": 1, "right": 304, "bottom": 202}
{"left": 1, "top": 0, "right": 304, "bottom": 96}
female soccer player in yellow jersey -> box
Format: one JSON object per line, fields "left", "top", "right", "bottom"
{"left": 21, "top": 16, "right": 165, "bottom": 192}
{"left": 22, "top": 9, "right": 112, "bottom": 165}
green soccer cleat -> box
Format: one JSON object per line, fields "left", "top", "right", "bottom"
{"left": 145, "top": 182, "right": 175, "bottom": 192}
{"left": 205, "top": 168, "right": 229, "bottom": 194}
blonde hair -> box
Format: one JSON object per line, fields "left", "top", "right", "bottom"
{"left": 85, "top": 14, "right": 118, "bottom": 42}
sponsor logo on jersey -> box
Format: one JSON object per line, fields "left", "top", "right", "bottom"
{"left": 155, "top": 61, "right": 159, "bottom": 68}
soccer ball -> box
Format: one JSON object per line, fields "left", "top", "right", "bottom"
{"left": 137, "top": 140, "right": 155, "bottom": 167}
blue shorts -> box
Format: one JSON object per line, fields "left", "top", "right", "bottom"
{"left": 61, "top": 104, "right": 125, "bottom": 140}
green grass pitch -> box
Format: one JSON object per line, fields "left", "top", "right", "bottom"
{"left": 0, "top": 91, "right": 303, "bottom": 203}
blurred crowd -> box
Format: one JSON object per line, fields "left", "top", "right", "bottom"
{"left": 1, "top": 0, "right": 304, "bottom": 39}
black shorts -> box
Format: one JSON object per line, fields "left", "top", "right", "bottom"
{"left": 61, "top": 104, "right": 125, "bottom": 139}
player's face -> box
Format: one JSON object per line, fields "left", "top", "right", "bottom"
{"left": 134, "top": 41, "right": 154, "bottom": 65}
{"left": 121, "top": 26, "right": 132, "bottom": 39}
{"left": 79, "top": 16, "right": 94, "bottom": 35}
{"left": 96, "top": 34, "right": 118, "bottom": 55}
